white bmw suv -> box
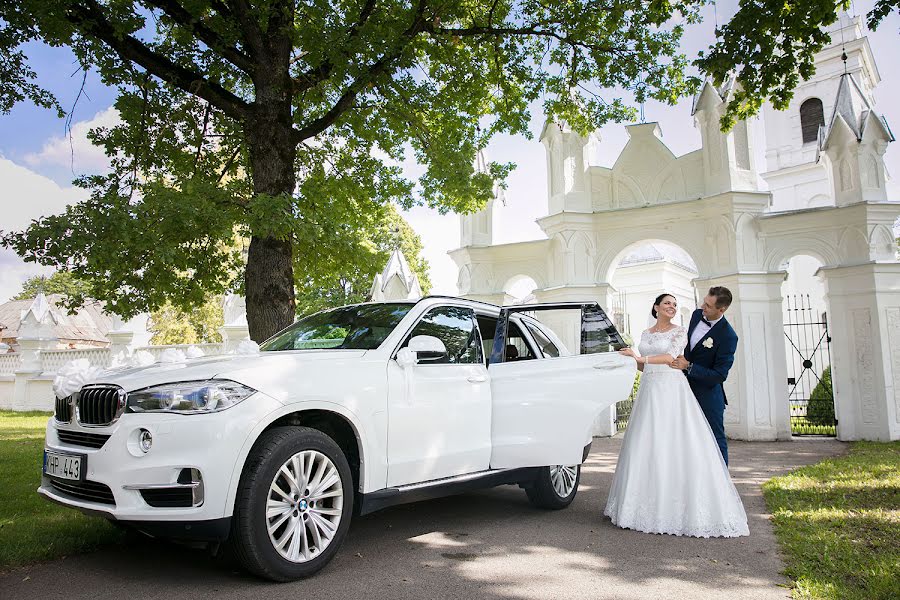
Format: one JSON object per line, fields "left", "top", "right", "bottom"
{"left": 40, "top": 297, "right": 634, "bottom": 581}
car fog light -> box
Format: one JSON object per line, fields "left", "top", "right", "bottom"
{"left": 139, "top": 429, "right": 153, "bottom": 453}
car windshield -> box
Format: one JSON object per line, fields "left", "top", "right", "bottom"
{"left": 260, "top": 303, "right": 414, "bottom": 351}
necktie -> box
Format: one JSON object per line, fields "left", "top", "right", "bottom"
{"left": 700, "top": 317, "right": 711, "bottom": 326}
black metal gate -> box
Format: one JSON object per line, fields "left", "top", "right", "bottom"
{"left": 784, "top": 294, "right": 836, "bottom": 436}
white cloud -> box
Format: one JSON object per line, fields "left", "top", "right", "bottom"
{"left": 0, "top": 157, "right": 89, "bottom": 303}
{"left": 23, "top": 107, "right": 120, "bottom": 174}
{"left": 0, "top": 249, "right": 55, "bottom": 305}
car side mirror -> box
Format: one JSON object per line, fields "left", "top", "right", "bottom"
{"left": 409, "top": 335, "right": 446, "bottom": 355}
{"left": 397, "top": 335, "right": 447, "bottom": 368}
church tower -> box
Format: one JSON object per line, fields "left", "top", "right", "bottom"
{"left": 761, "top": 13, "right": 885, "bottom": 210}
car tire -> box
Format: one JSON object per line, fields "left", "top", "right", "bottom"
{"left": 230, "top": 426, "right": 354, "bottom": 581}
{"left": 525, "top": 464, "right": 580, "bottom": 509}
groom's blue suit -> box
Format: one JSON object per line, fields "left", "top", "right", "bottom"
{"left": 684, "top": 309, "right": 738, "bottom": 465}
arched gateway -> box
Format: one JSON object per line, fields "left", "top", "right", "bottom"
{"left": 451, "top": 15, "right": 900, "bottom": 442}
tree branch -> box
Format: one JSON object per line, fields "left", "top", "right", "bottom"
{"left": 426, "top": 23, "right": 622, "bottom": 55}
{"left": 144, "top": 0, "right": 256, "bottom": 74}
{"left": 291, "top": 0, "right": 428, "bottom": 143}
{"left": 66, "top": 0, "right": 251, "bottom": 122}
{"left": 293, "top": 0, "right": 379, "bottom": 93}
{"left": 227, "top": 0, "right": 265, "bottom": 59}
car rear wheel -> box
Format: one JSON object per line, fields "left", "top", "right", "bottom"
{"left": 525, "top": 464, "right": 580, "bottom": 509}
{"left": 230, "top": 426, "right": 353, "bottom": 581}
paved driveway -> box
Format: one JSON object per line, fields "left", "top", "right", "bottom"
{"left": 1, "top": 437, "right": 845, "bottom": 600}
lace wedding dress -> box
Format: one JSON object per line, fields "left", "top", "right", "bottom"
{"left": 603, "top": 326, "right": 749, "bottom": 537}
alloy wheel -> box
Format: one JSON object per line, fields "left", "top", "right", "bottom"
{"left": 265, "top": 449, "right": 344, "bottom": 563}
{"left": 550, "top": 465, "right": 578, "bottom": 497}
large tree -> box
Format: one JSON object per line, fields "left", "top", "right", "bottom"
{"left": 2, "top": 0, "right": 708, "bottom": 342}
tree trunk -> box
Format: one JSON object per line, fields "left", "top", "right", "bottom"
{"left": 244, "top": 36, "right": 297, "bottom": 342}
{"left": 245, "top": 235, "right": 295, "bottom": 342}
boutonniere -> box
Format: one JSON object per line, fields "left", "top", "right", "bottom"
{"left": 702, "top": 337, "right": 714, "bottom": 349}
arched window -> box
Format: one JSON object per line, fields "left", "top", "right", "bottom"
{"left": 800, "top": 98, "right": 825, "bottom": 144}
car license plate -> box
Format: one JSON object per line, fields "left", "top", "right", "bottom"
{"left": 43, "top": 450, "right": 84, "bottom": 481}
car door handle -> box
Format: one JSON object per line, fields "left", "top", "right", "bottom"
{"left": 592, "top": 363, "right": 619, "bottom": 370}
{"left": 467, "top": 375, "right": 487, "bottom": 383}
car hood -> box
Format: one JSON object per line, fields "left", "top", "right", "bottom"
{"left": 94, "top": 350, "right": 369, "bottom": 392}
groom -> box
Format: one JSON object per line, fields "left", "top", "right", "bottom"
{"left": 671, "top": 287, "right": 738, "bottom": 465}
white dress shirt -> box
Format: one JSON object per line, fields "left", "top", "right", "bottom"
{"left": 689, "top": 315, "right": 722, "bottom": 350}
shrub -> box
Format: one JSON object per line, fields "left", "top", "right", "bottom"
{"left": 807, "top": 366, "right": 835, "bottom": 426}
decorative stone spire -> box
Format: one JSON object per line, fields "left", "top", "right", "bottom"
{"left": 818, "top": 72, "right": 894, "bottom": 205}
{"left": 17, "top": 293, "right": 58, "bottom": 371}
{"left": 21, "top": 292, "right": 51, "bottom": 324}
{"left": 459, "top": 148, "right": 504, "bottom": 247}
{"left": 539, "top": 119, "right": 591, "bottom": 214}
{"left": 692, "top": 78, "right": 757, "bottom": 196}
{"left": 370, "top": 248, "right": 423, "bottom": 301}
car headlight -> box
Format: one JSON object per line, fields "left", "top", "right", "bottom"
{"left": 126, "top": 380, "right": 256, "bottom": 414}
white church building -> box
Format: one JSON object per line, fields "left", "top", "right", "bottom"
{"left": 450, "top": 14, "right": 900, "bottom": 442}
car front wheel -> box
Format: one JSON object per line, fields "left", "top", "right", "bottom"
{"left": 525, "top": 464, "right": 580, "bottom": 509}
{"left": 230, "top": 426, "right": 353, "bottom": 581}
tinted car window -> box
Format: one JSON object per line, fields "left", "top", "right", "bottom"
{"left": 525, "top": 322, "right": 560, "bottom": 358}
{"left": 405, "top": 306, "right": 482, "bottom": 364}
{"left": 505, "top": 321, "right": 537, "bottom": 361}
{"left": 261, "top": 303, "right": 413, "bottom": 351}
{"left": 581, "top": 304, "right": 627, "bottom": 353}
{"left": 476, "top": 315, "right": 498, "bottom": 364}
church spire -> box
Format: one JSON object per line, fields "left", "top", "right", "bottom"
{"left": 369, "top": 248, "right": 423, "bottom": 301}
{"left": 818, "top": 72, "right": 894, "bottom": 206}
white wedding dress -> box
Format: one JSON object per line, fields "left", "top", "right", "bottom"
{"left": 603, "top": 326, "right": 749, "bottom": 537}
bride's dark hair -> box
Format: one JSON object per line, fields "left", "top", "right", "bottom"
{"left": 651, "top": 293, "right": 676, "bottom": 318}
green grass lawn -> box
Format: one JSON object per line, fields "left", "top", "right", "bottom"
{"left": 0, "top": 410, "right": 123, "bottom": 570}
{"left": 763, "top": 441, "right": 900, "bottom": 600}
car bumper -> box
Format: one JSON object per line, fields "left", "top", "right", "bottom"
{"left": 39, "top": 392, "right": 282, "bottom": 524}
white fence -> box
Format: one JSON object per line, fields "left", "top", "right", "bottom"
{"left": 135, "top": 343, "right": 225, "bottom": 361}
{"left": 0, "top": 354, "right": 22, "bottom": 376}
{"left": 40, "top": 348, "right": 112, "bottom": 373}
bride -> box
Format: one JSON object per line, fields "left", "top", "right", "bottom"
{"left": 604, "top": 293, "right": 749, "bottom": 538}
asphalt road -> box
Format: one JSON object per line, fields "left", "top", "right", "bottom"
{"left": 1, "top": 437, "right": 846, "bottom": 600}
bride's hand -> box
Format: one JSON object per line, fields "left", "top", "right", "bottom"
{"left": 618, "top": 348, "right": 636, "bottom": 359}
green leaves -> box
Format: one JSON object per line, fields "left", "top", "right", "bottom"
{"left": 867, "top": 0, "right": 900, "bottom": 30}
{"left": 696, "top": 0, "right": 898, "bottom": 130}
{"left": 293, "top": 203, "right": 431, "bottom": 316}
{"left": 12, "top": 272, "right": 91, "bottom": 302}
{"left": 2, "top": 173, "right": 244, "bottom": 319}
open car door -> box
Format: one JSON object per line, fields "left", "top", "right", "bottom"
{"left": 488, "top": 303, "right": 636, "bottom": 469}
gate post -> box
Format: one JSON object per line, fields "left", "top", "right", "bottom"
{"left": 819, "top": 263, "right": 900, "bottom": 441}
{"left": 693, "top": 272, "right": 792, "bottom": 441}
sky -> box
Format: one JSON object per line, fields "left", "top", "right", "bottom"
{"left": 1, "top": 2, "right": 899, "bottom": 305}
